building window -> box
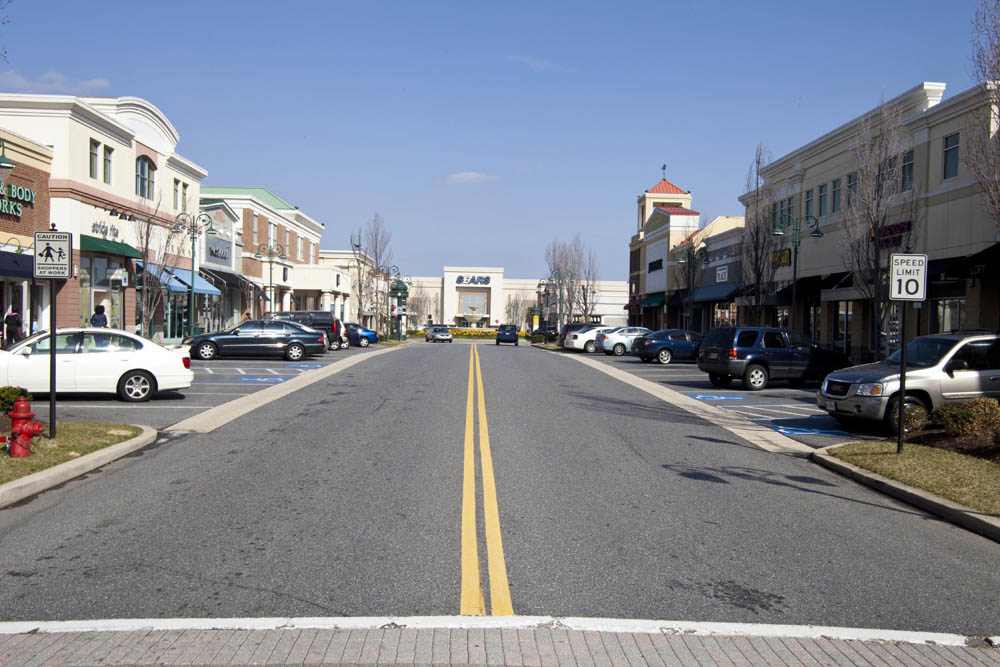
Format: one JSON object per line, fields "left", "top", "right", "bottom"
{"left": 103, "top": 146, "right": 113, "bottom": 185}
{"left": 847, "top": 172, "right": 857, "bottom": 205}
{"left": 943, "top": 134, "right": 959, "bottom": 180}
{"left": 817, "top": 184, "right": 827, "bottom": 217}
{"left": 804, "top": 189, "right": 814, "bottom": 217}
{"left": 268, "top": 223, "right": 277, "bottom": 246}
{"left": 89, "top": 140, "right": 100, "bottom": 179}
{"left": 173, "top": 179, "right": 180, "bottom": 209}
{"left": 935, "top": 298, "right": 964, "bottom": 332}
{"left": 135, "top": 157, "right": 155, "bottom": 199}
{"left": 832, "top": 178, "right": 841, "bottom": 213}
{"left": 297, "top": 236, "right": 303, "bottom": 260}
{"left": 252, "top": 214, "right": 258, "bottom": 245}
{"left": 647, "top": 259, "right": 663, "bottom": 272}
{"left": 901, "top": 150, "right": 914, "bottom": 191}
{"left": 182, "top": 183, "right": 188, "bottom": 212}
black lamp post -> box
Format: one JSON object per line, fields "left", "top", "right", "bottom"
{"left": 172, "top": 212, "right": 217, "bottom": 337}
{"left": 254, "top": 243, "right": 286, "bottom": 316}
{"left": 771, "top": 214, "right": 822, "bottom": 330}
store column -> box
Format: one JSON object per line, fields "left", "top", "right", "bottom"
{"left": 321, "top": 290, "right": 333, "bottom": 311}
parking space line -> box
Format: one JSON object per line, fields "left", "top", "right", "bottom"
{"left": 733, "top": 406, "right": 824, "bottom": 414}
{"left": 182, "top": 392, "right": 252, "bottom": 395}
{"left": 266, "top": 369, "right": 279, "bottom": 374}
{"left": 33, "top": 405, "right": 214, "bottom": 409}
{"left": 204, "top": 367, "right": 214, "bottom": 374}
{"left": 236, "top": 368, "right": 246, "bottom": 374}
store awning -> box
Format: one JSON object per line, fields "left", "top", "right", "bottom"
{"left": 639, "top": 292, "right": 665, "bottom": 308}
{"left": 624, "top": 297, "right": 641, "bottom": 310}
{"left": 135, "top": 261, "right": 188, "bottom": 293}
{"left": 0, "top": 250, "right": 34, "bottom": 279}
{"left": 692, "top": 283, "right": 741, "bottom": 303}
{"left": 80, "top": 235, "right": 142, "bottom": 259}
{"left": 171, "top": 268, "right": 222, "bottom": 296}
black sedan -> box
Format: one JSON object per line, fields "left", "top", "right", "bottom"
{"left": 633, "top": 329, "right": 703, "bottom": 364}
{"left": 184, "top": 320, "right": 328, "bottom": 361}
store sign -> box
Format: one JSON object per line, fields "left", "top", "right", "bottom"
{"left": 771, "top": 248, "right": 791, "bottom": 268}
{"left": 456, "top": 275, "right": 490, "bottom": 285}
{"left": 204, "top": 237, "right": 232, "bottom": 266}
{"left": 879, "top": 220, "right": 912, "bottom": 249}
{"left": 716, "top": 266, "right": 728, "bottom": 283}
{"left": 0, "top": 182, "right": 36, "bottom": 217}
{"left": 91, "top": 221, "right": 120, "bottom": 239}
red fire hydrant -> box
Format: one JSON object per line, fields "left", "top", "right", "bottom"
{"left": 8, "top": 397, "right": 42, "bottom": 458}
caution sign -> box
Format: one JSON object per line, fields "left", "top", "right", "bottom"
{"left": 33, "top": 231, "right": 72, "bottom": 279}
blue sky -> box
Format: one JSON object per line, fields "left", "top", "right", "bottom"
{"left": 0, "top": 0, "right": 982, "bottom": 280}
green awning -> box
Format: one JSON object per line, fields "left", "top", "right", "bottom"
{"left": 639, "top": 292, "right": 665, "bottom": 308}
{"left": 80, "top": 235, "right": 142, "bottom": 259}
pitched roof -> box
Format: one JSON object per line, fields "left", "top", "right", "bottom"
{"left": 200, "top": 187, "right": 296, "bottom": 210}
{"left": 654, "top": 206, "right": 699, "bottom": 216}
{"left": 647, "top": 179, "right": 687, "bottom": 195}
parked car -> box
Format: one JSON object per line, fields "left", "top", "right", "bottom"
{"left": 345, "top": 322, "right": 379, "bottom": 347}
{"left": 593, "top": 327, "right": 622, "bottom": 353}
{"left": 818, "top": 332, "right": 1000, "bottom": 430}
{"left": 557, "top": 322, "right": 592, "bottom": 347}
{"left": 564, "top": 326, "right": 615, "bottom": 353}
{"left": 426, "top": 326, "right": 453, "bottom": 343}
{"left": 698, "top": 326, "right": 852, "bottom": 390}
{"left": 601, "top": 326, "right": 651, "bottom": 356}
{"left": 185, "top": 319, "right": 327, "bottom": 361}
{"left": 271, "top": 311, "right": 348, "bottom": 349}
{"left": 634, "top": 329, "right": 702, "bottom": 364}
{"left": 0, "top": 328, "right": 192, "bottom": 402}
{"left": 496, "top": 324, "right": 519, "bottom": 346}
{"left": 532, "top": 326, "right": 558, "bottom": 341}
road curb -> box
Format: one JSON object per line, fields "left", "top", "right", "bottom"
{"left": 0, "top": 425, "right": 157, "bottom": 510}
{"left": 812, "top": 444, "right": 1000, "bottom": 543}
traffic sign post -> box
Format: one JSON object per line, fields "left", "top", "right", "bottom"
{"left": 889, "top": 254, "right": 927, "bottom": 454}
{"left": 34, "top": 230, "right": 72, "bottom": 438}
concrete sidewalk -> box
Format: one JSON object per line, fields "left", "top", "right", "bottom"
{"left": 0, "top": 617, "right": 996, "bottom": 666}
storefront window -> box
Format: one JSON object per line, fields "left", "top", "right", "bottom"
{"left": 806, "top": 304, "right": 822, "bottom": 342}
{"left": 835, "top": 301, "right": 853, "bottom": 353}
{"left": 713, "top": 302, "right": 736, "bottom": 327}
{"left": 79, "top": 256, "right": 92, "bottom": 325}
{"left": 935, "top": 298, "right": 964, "bottom": 333}
{"left": 775, "top": 307, "right": 789, "bottom": 329}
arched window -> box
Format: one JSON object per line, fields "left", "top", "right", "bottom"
{"left": 135, "top": 156, "right": 155, "bottom": 199}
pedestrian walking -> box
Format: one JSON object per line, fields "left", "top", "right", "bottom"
{"left": 4, "top": 307, "right": 21, "bottom": 343}
{"left": 90, "top": 304, "right": 108, "bottom": 328}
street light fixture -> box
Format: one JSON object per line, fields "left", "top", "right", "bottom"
{"left": 0, "top": 139, "right": 16, "bottom": 182}
{"left": 771, "top": 214, "right": 823, "bottom": 330}
{"left": 254, "top": 242, "right": 287, "bottom": 316}
{"left": 172, "top": 212, "right": 217, "bottom": 338}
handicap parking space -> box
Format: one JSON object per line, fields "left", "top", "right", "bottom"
{"left": 586, "top": 352, "right": 879, "bottom": 448}
{"left": 29, "top": 345, "right": 375, "bottom": 430}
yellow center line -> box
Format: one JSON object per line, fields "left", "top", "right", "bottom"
{"left": 460, "top": 344, "right": 486, "bottom": 615}
{"left": 474, "top": 343, "right": 514, "bottom": 615}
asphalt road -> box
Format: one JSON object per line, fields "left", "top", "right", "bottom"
{"left": 0, "top": 342, "right": 997, "bottom": 637}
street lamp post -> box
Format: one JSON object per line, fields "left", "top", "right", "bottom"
{"left": 772, "top": 214, "right": 823, "bottom": 330}
{"left": 254, "top": 243, "right": 287, "bottom": 316}
{"left": 378, "top": 264, "right": 400, "bottom": 339}
{"left": 173, "top": 212, "right": 216, "bottom": 338}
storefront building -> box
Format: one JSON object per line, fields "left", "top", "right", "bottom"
{"left": 741, "top": 82, "right": 1000, "bottom": 360}
{"left": 0, "top": 94, "right": 208, "bottom": 338}
{"left": 198, "top": 199, "right": 249, "bottom": 330}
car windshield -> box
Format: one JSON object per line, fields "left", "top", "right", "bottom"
{"left": 886, "top": 337, "right": 956, "bottom": 367}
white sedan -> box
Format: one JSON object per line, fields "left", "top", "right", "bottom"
{"left": 564, "top": 326, "right": 616, "bottom": 353}
{"left": 0, "top": 328, "right": 193, "bottom": 402}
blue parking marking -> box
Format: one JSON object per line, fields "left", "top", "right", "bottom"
{"left": 692, "top": 394, "right": 747, "bottom": 401}
{"left": 757, "top": 423, "right": 852, "bottom": 437}
{"left": 285, "top": 363, "right": 324, "bottom": 368}
{"left": 238, "top": 376, "right": 287, "bottom": 383}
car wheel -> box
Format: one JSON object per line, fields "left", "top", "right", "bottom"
{"left": 118, "top": 370, "right": 155, "bottom": 402}
{"left": 613, "top": 343, "right": 626, "bottom": 356}
{"left": 341, "top": 340, "right": 350, "bottom": 349}
{"left": 584, "top": 341, "right": 595, "bottom": 353}
{"left": 709, "top": 373, "right": 732, "bottom": 388}
{"left": 657, "top": 348, "right": 672, "bottom": 365}
{"left": 196, "top": 342, "right": 217, "bottom": 360}
{"left": 885, "top": 395, "right": 929, "bottom": 434}
{"left": 359, "top": 338, "right": 370, "bottom": 347}
{"left": 743, "top": 364, "right": 768, "bottom": 391}
{"left": 285, "top": 343, "right": 306, "bottom": 361}
{"left": 515, "top": 341, "right": 518, "bottom": 346}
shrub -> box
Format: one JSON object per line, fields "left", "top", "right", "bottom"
{"left": 933, "top": 398, "right": 1000, "bottom": 439}
{"left": 0, "top": 386, "right": 31, "bottom": 414}
{"left": 531, "top": 333, "right": 546, "bottom": 344}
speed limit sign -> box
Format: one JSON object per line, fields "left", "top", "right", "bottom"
{"left": 889, "top": 254, "right": 927, "bottom": 301}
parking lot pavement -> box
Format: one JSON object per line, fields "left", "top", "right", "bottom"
{"left": 585, "top": 352, "right": 883, "bottom": 448}
{"left": 28, "top": 347, "right": 372, "bottom": 430}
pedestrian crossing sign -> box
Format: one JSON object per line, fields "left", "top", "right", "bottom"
{"left": 33, "top": 231, "right": 72, "bottom": 278}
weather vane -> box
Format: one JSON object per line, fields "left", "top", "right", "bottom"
{"left": 661, "top": 164, "right": 667, "bottom": 179}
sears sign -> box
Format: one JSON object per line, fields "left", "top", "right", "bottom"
{"left": 456, "top": 275, "right": 490, "bottom": 285}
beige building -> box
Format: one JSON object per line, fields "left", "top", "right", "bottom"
{"left": 742, "top": 82, "right": 999, "bottom": 360}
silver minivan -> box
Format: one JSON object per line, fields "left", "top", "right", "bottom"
{"left": 817, "top": 332, "right": 1000, "bottom": 429}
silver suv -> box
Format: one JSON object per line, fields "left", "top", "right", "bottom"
{"left": 817, "top": 332, "right": 1000, "bottom": 429}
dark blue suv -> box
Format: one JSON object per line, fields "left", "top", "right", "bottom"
{"left": 697, "top": 326, "right": 851, "bottom": 390}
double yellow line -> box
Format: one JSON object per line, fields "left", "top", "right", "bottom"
{"left": 460, "top": 343, "right": 514, "bottom": 616}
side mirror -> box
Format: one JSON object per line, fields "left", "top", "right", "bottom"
{"left": 17, "top": 346, "right": 30, "bottom": 356}
{"left": 946, "top": 358, "right": 969, "bottom": 373}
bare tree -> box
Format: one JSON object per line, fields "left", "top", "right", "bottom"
{"left": 841, "top": 98, "right": 922, "bottom": 359}
{"left": 964, "top": 0, "right": 1000, "bottom": 231}
{"left": 350, "top": 211, "right": 392, "bottom": 334}
{"left": 504, "top": 293, "right": 531, "bottom": 330}
{"left": 673, "top": 240, "right": 705, "bottom": 330}
{"left": 577, "top": 248, "right": 600, "bottom": 322}
{"left": 132, "top": 196, "right": 185, "bottom": 338}
{"left": 740, "top": 142, "right": 781, "bottom": 326}
{"left": 407, "top": 286, "right": 433, "bottom": 327}
{"left": 544, "top": 238, "right": 572, "bottom": 327}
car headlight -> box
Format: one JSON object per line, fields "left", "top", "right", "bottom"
{"left": 856, "top": 383, "right": 883, "bottom": 397}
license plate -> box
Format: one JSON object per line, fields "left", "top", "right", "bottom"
{"left": 826, "top": 401, "right": 835, "bottom": 410}
{"left": 708, "top": 352, "right": 718, "bottom": 360}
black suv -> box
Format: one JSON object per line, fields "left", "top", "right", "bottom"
{"left": 271, "top": 311, "right": 347, "bottom": 350}
{"left": 697, "top": 326, "right": 851, "bottom": 390}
